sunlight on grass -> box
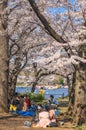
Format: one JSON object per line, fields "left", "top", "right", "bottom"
{"left": 58, "top": 107, "right": 68, "bottom": 113}
{"left": 72, "top": 124, "right": 86, "bottom": 130}
{"left": 58, "top": 96, "right": 69, "bottom": 102}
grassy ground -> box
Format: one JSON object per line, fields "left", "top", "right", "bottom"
{"left": 58, "top": 96, "right": 69, "bottom": 113}
{"left": 57, "top": 97, "right": 86, "bottom": 130}
{"left": 0, "top": 97, "right": 86, "bottom": 130}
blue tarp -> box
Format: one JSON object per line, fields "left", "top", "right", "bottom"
{"left": 16, "top": 105, "right": 37, "bottom": 116}
{"left": 17, "top": 110, "right": 35, "bottom": 116}
{"left": 14, "top": 105, "right": 59, "bottom": 117}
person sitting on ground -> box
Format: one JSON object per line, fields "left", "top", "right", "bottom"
{"left": 32, "top": 104, "right": 58, "bottom": 128}
{"left": 17, "top": 95, "right": 24, "bottom": 111}
{"left": 22, "top": 99, "right": 28, "bottom": 111}
{"left": 24, "top": 94, "right": 31, "bottom": 108}
{"left": 49, "top": 105, "right": 56, "bottom": 122}
{"left": 10, "top": 95, "right": 20, "bottom": 112}
{"left": 48, "top": 105, "right": 58, "bottom": 127}
{"left": 48, "top": 95, "right": 59, "bottom": 107}
{"left": 17, "top": 95, "right": 28, "bottom": 111}
{"left": 32, "top": 104, "right": 51, "bottom": 128}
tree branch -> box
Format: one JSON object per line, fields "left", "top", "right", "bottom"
{"left": 19, "top": 52, "right": 28, "bottom": 72}
{"left": 28, "top": 0, "right": 66, "bottom": 43}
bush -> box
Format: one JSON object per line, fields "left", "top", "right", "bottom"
{"left": 59, "top": 78, "right": 64, "bottom": 84}
{"left": 27, "top": 93, "right": 44, "bottom": 102}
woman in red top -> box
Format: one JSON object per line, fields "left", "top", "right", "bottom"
{"left": 24, "top": 94, "right": 31, "bottom": 108}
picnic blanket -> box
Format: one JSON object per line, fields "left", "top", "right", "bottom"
{"left": 17, "top": 110, "right": 35, "bottom": 116}
{"left": 16, "top": 105, "right": 37, "bottom": 116}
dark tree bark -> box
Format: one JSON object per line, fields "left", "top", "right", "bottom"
{"left": 68, "top": 72, "right": 75, "bottom": 116}
{"left": 0, "top": 0, "right": 9, "bottom": 113}
{"left": 31, "top": 62, "right": 38, "bottom": 92}
{"left": 8, "top": 52, "right": 27, "bottom": 98}
{"left": 8, "top": 74, "right": 18, "bottom": 98}
{"left": 73, "top": 65, "right": 86, "bottom": 125}
{"left": 73, "top": 45, "right": 86, "bottom": 125}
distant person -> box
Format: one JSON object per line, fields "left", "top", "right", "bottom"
{"left": 39, "top": 87, "right": 44, "bottom": 96}
{"left": 62, "top": 93, "right": 64, "bottom": 99}
{"left": 48, "top": 95, "right": 59, "bottom": 107}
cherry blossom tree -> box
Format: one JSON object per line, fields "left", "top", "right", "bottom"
{"left": 27, "top": 0, "right": 86, "bottom": 125}
{"left": 0, "top": 0, "right": 86, "bottom": 124}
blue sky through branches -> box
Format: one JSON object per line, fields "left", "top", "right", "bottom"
{"left": 46, "top": 0, "right": 75, "bottom": 15}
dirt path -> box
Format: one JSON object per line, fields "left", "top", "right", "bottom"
{"left": 0, "top": 113, "right": 78, "bottom": 130}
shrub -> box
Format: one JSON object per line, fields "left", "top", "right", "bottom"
{"left": 59, "top": 78, "right": 64, "bottom": 84}
{"left": 27, "top": 93, "right": 44, "bottom": 102}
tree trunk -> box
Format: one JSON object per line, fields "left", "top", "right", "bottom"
{"left": 8, "top": 75, "right": 17, "bottom": 98}
{"left": 73, "top": 63, "right": 86, "bottom": 125}
{"left": 31, "top": 63, "right": 43, "bottom": 92}
{"left": 68, "top": 73, "right": 75, "bottom": 116}
{"left": 73, "top": 45, "right": 86, "bottom": 125}
{"left": 31, "top": 81, "right": 37, "bottom": 93}
{"left": 0, "top": 0, "right": 8, "bottom": 112}
{"left": 31, "top": 63, "right": 37, "bottom": 93}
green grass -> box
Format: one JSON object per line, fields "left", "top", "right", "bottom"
{"left": 58, "top": 106, "right": 68, "bottom": 113}
{"left": 72, "top": 124, "right": 86, "bottom": 130}
{"left": 16, "top": 83, "right": 27, "bottom": 86}
{"left": 58, "top": 96, "right": 69, "bottom": 102}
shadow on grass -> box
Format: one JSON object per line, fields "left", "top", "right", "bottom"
{"left": 0, "top": 114, "right": 19, "bottom": 120}
{"left": 59, "top": 101, "right": 69, "bottom": 107}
